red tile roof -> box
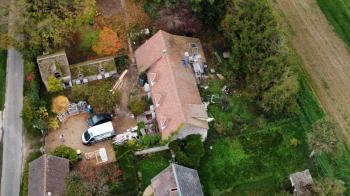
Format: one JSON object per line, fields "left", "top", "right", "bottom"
{"left": 135, "top": 30, "right": 208, "bottom": 140}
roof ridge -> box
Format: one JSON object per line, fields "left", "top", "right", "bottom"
{"left": 160, "top": 31, "right": 187, "bottom": 124}
{"left": 171, "top": 164, "right": 182, "bottom": 196}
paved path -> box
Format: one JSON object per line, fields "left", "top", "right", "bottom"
{"left": 1, "top": 0, "right": 24, "bottom": 194}
{"left": 1, "top": 47, "right": 23, "bottom": 196}
{"left": 134, "top": 145, "right": 169, "bottom": 155}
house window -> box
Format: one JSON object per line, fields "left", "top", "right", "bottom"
{"left": 154, "top": 94, "right": 162, "bottom": 107}
{"left": 148, "top": 72, "right": 158, "bottom": 86}
{"left": 159, "top": 116, "right": 168, "bottom": 130}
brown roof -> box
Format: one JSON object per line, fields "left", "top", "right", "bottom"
{"left": 28, "top": 155, "right": 70, "bottom": 196}
{"left": 135, "top": 30, "right": 209, "bottom": 140}
{"left": 151, "top": 164, "right": 204, "bottom": 196}
{"left": 289, "top": 169, "right": 314, "bottom": 196}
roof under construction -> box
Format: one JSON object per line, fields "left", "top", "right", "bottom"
{"left": 135, "top": 30, "right": 209, "bottom": 140}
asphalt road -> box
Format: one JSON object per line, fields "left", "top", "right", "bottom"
{"left": 1, "top": 47, "right": 23, "bottom": 196}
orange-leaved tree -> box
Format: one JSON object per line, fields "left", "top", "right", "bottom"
{"left": 92, "top": 27, "right": 121, "bottom": 56}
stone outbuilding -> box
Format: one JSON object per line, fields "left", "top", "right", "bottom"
{"left": 150, "top": 163, "right": 204, "bottom": 196}
{"left": 289, "top": 169, "right": 314, "bottom": 196}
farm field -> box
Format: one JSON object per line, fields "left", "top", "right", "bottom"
{"left": 317, "top": 0, "right": 350, "bottom": 49}
{"left": 272, "top": 0, "right": 350, "bottom": 192}
{"left": 272, "top": 0, "right": 350, "bottom": 146}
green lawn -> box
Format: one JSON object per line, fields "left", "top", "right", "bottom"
{"left": 317, "top": 0, "right": 350, "bottom": 48}
{"left": 198, "top": 75, "right": 326, "bottom": 195}
{"left": 136, "top": 152, "right": 172, "bottom": 191}
{"left": 0, "top": 50, "right": 6, "bottom": 110}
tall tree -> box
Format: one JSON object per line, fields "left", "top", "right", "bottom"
{"left": 92, "top": 27, "right": 121, "bottom": 56}
{"left": 222, "top": 0, "right": 299, "bottom": 116}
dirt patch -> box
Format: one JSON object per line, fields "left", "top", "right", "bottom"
{"left": 45, "top": 113, "right": 116, "bottom": 163}
{"left": 272, "top": 0, "right": 350, "bottom": 145}
{"left": 113, "top": 114, "right": 137, "bottom": 134}
{"left": 96, "top": 0, "right": 122, "bottom": 17}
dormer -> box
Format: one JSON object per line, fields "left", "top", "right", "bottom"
{"left": 148, "top": 72, "right": 158, "bottom": 86}
{"left": 159, "top": 116, "right": 168, "bottom": 130}
{"left": 154, "top": 93, "right": 162, "bottom": 107}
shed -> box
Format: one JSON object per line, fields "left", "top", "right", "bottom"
{"left": 289, "top": 169, "right": 314, "bottom": 196}
{"left": 151, "top": 163, "right": 204, "bottom": 196}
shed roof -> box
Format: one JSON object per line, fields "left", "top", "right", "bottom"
{"left": 290, "top": 169, "right": 314, "bottom": 196}
{"left": 28, "top": 155, "right": 70, "bottom": 196}
{"left": 135, "top": 30, "right": 208, "bottom": 140}
{"left": 151, "top": 163, "right": 204, "bottom": 196}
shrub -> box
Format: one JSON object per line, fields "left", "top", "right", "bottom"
{"left": 71, "top": 84, "right": 91, "bottom": 102}
{"left": 52, "top": 145, "right": 79, "bottom": 164}
{"left": 115, "top": 53, "right": 129, "bottom": 73}
{"left": 169, "top": 134, "right": 204, "bottom": 168}
{"left": 65, "top": 172, "right": 89, "bottom": 196}
{"left": 128, "top": 97, "right": 147, "bottom": 116}
{"left": 113, "top": 144, "right": 138, "bottom": 195}
{"left": 138, "top": 134, "right": 161, "bottom": 148}
{"left": 308, "top": 118, "right": 339, "bottom": 155}
{"left": 47, "top": 76, "right": 63, "bottom": 92}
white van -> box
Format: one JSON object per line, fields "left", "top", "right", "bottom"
{"left": 82, "top": 122, "right": 116, "bottom": 145}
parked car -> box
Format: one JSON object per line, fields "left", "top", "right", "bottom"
{"left": 82, "top": 122, "right": 116, "bottom": 145}
{"left": 87, "top": 113, "right": 112, "bottom": 127}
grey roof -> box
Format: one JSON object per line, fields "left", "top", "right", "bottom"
{"left": 151, "top": 163, "right": 204, "bottom": 196}
{"left": 28, "top": 155, "right": 70, "bottom": 196}
{"left": 289, "top": 169, "right": 313, "bottom": 196}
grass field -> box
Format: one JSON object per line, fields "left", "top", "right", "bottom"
{"left": 0, "top": 50, "right": 6, "bottom": 110}
{"left": 199, "top": 76, "right": 324, "bottom": 195}
{"left": 317, "top": 0, "right": 350, "bottom": 48}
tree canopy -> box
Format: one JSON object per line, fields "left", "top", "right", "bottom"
{"left": 221, "top": 0, "right": 299, "bottom": 117}
{"left": 92, "top": 27, "right": 122, "bottom": 56}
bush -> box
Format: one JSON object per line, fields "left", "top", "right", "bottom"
{"left": 128, "top": 97, "right": 147, "bottom": 116}
{"left": 71, "top": 84, "right": 91, "bottom": 102}
{"left": 65, "top": 172, "right": 89, "bottom": 196}
{"left": 52, "top": 145, "right": 79, "bottom": 164}
{"left": 47, "top": 76, "right": 63, "bottom": 92}
{"left": 113, "top": 144, "right": 138, "bottom": 195}
{"left": 138, "top": 134, "right": 161, "bottom": 148}
{"left": 115, "top": 53, "right": 129, "bottom": 73}
{"left": 169, "top": 134, "right": 204, "bottom": 168}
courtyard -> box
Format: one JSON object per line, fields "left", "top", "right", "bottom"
{"left": 45, "top": 112, "right": 137, "bottom": 163}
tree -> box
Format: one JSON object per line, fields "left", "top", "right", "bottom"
{"left": 307, "top": 118, "right": 339, "bottom": 155}
{"left": 169, "top": 134, "right": 204, "bottom": 168}
{"left": 17, "top": 0, "right": 95, "bottom": 59}
{"left": 87, "top": 81, "right": 121, "bottom": 112}
{"left": 92, "top": 27, "right": 121, "bottom": 56}
{"left": 222, "top": 0, "right": 299, "bottom": 117}
{"left": 52, "top": 145, "right": 79, "bottom": 164}
{"left": 311, "top": 177, "right": 346, "bottom": 196}
{"left": 47, "top": 76, "right": 63, "bottom": 92}
{"left": 52, "top": 95, "right": 69, "bottom": 114}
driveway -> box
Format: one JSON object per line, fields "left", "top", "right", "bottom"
{"left": 1, "top": 48, "right": 23, "bottom": 196}
{"left": 45, "top": 112, "right": 137, "bottom": 164}
{"left": 45, "top": 113, "right": 117, "bottom": 163}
